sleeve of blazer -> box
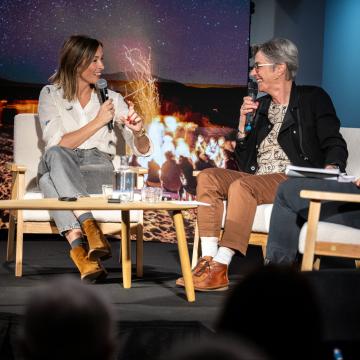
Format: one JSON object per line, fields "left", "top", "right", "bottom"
{"left": 312, "top": 87, "right": 348, "bottom": 171}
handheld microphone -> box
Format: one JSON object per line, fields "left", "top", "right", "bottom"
{"left": 245, "top": 79, "right": 258, "bottom": 132}
{"left": 95, "top": 78, "right": 113, "bottom": 131}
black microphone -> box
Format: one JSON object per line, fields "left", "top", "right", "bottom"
{"left": 245, "top": 79, "right": 258, "bottom": 132}
{"left": 95, "top": 78, "right": 113, "bottom": 131}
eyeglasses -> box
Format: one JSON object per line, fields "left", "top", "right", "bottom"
{"left": 251, "top": 63, "right": 275, "bottom": 71}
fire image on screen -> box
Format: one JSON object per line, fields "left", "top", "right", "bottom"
{"left": 0, "top": 0, "right": 251, "bottom": 199}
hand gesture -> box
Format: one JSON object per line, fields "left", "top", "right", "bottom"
{"left": 120, "top": 101, "right": 143, "bottom": 132}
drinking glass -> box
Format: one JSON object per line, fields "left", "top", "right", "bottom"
{"left": 102, "top": 184, "right": 113, "bottom": 199}
{"left": 141, "top": 187, "right": 163, "bottom": 202}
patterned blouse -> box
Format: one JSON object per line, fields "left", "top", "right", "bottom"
{"left": 256, "top": 101, "right": 291, "bottom": 175}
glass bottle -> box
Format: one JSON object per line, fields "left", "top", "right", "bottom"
{"left": 113, "top": 155, "right": 137, "bottom": 202}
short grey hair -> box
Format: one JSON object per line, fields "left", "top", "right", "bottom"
{"left": 252, "top": 38, "right": 299, "bottom": 80}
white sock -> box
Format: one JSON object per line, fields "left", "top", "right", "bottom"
{"left": 200, "top": 237, "right": 219, "bottom": 258}
{"left": 213, "top": 246, "right": 235, "bottom": 265}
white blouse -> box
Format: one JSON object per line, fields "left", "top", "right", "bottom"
{"left": 38, "top": 85, "right": 153, "bottom": 157}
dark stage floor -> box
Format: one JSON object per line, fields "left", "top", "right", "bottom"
{"left": 0, "top": 233, "right": 264, "bottom": 324}
{"left": 1, "top": 232, "right": 360, "bottom": 359}
{"left": 0, "top": 232, "right": 265, "bottom": 359}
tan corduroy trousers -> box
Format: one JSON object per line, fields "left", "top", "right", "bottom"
{"left": 196, "top": 168, "right": 288, "bottom": 254}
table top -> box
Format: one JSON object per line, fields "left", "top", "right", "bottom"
{"left": 0, "top": 197, "right": 200, "bottom": 211}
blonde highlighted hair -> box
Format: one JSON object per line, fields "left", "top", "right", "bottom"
{"left": 50, "top": 35, "right": 103, "bottom": 101}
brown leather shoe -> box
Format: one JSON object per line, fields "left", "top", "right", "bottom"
{"left": 192, "top": 259, "right": 229, "bottom": 291}
{"left": 175, "top": 256, "right": 213, "bottom": 287}
{"left": 81, "top": 219, "right": 112, "bottom": 261}
{"left": 70, "top": 246, "right": 107, "bottom": 281}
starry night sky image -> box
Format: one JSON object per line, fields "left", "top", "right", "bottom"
{"left": 0, "top": 0, "right": 250, "bottom": 86}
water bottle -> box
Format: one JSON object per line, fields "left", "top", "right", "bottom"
{"left": 113, "top": 156, "right": 137, "bottom": 202}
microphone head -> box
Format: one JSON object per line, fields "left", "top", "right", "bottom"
{"left": 96, "top": 78, "right": 107, "bottom": 90}
{"left": 248, "top": 79, "right": 258, "bottom": 100}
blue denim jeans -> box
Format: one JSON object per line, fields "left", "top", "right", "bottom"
{"left": 37, "top": 146, "right": 114, "bottom": 234}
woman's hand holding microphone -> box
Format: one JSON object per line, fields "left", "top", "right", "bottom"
{"left": 96, "top": 99, "right": 115, "bottom": 127}
{"left": 238, "top": 96, "right": 259, "bottom": 138}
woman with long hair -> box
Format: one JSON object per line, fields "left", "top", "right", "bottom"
{"left": 37, "top": 35, "right": 152, "bottom": 281}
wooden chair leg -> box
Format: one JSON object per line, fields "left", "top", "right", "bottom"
{"left": 136, "top": 223, "right": 143, "bottom": 277}
{"left": 7, "top": 169, "right": 20, "bottom": 263}
{"left": 355, "top": 259, "right": 360, "bottom": 268}
{"left": 301, "top": 200, "right": 321, "bottom": 271}
{"left": 191, "top": 221, "right": 199, "bottom": 269}
{"left": 6, "top": 212, "right": 16, "bottom": 262}
{"left": 15, "top": 210, "right": 24, "bottom": 277}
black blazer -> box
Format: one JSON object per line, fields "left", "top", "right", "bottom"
{"left": 235, "top": 82, "right": 348, "bottom": 173}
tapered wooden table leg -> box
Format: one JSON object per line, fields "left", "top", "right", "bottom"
{"left": 15, "top": 209, "right": 24, "bottom": 277}
{"left": 136, "top": 224, "right": 144, "bottom": 277}
{"left": 191, "top": 221, "right": 199, "bottom": 269}
{"left": 171, "top": 210, "right": 195, "bottom": 302}
{"left": 121, "top": 210, "right": 131, "bottom": 288}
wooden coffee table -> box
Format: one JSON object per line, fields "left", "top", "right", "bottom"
{"left": 0, "top": 197, "right": 198, "bottom": 302}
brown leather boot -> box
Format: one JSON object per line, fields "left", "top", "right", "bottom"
{"left": 81, "top": 219, "right": 112, "bottom": 261}
{"left": 175, "top": 256, "right": 213, "bottom": 287}
{"left": 70, "top": 246, "right": 107, "bottom": 281}
{"left": 192, "top": 259, "right": 229, "bottom": 291}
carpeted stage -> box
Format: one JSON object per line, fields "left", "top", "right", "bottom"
{"left": 1, "top": 232, "right": 360, "bottom": 359}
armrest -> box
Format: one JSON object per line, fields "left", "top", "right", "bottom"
{"left": 300, "top": 190, "right": 360, "bottom": 203}
{"left": 6, "top": 163, "right": 27, "bottom": 200}
{"left": 6, "top": 162, "right": 27, "bottom": 173}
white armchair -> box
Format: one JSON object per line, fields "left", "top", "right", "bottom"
{"left": 299, "top": 126, "right": 360, "bottom": 270}
{"left": 299, "top": 190, "right": 360, "bottom": 271}
{"left": 6, "top": 113, "right": 146, "bottom": 277}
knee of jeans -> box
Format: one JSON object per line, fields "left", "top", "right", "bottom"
{"left": 38, "top": 172, "right": 50, "bottom": 189}
{"left": 277, "top": 179, "right": 301, "bottom": 202}
{"left": 44, "top": 146, "right": 76, "bottom": 165}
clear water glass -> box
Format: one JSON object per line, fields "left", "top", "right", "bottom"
{"left": 102, "top": 184, "right": 113, "bottom": 199}
{"left": 141, "top": 187, "right": 163, "bottom": 202}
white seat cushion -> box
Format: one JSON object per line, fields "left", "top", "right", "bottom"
{"left": 221, "top": 202, "right": 273, "bottom": 233}
{"left": 22, "top": 192, "right": 142, "bottom": 223}
{"left": 252, "top": 204, "right": 274, "bottom": 233}
{"left": 299, "top": 221, "right": 360, "bottom": 253}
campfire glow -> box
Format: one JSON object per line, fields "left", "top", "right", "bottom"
{"left": 138, "top": 112, "right": 235, "bottom": 170}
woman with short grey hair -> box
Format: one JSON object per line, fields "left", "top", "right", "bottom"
{"left": 252, "top": 37, "right": 299, "bottom": 80}
{"left": 176, "top": 37, "right": 347, "bottom": 291}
